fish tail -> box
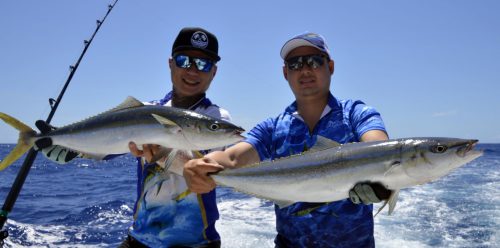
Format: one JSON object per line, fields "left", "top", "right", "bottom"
{"left": 0, "top": 112, "right": 36, "bottom": 171}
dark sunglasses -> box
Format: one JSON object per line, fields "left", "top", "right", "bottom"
{"left": 285, "top": 54, "right": 326, "bottom": 71}
{"left": 174, "top": 54, "right": 214, "bottom": 72}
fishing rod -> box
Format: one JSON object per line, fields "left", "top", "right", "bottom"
{"left": 0, "top": 0, "right": 119, "bottom": 245}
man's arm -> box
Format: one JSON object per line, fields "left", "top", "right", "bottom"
{"left": 185, "top": 130, "right": 392, "bottom": 201}
{"left": 360, "top": 129, "right": 388, "bottom": 142}
{"left": 184, "top": 142, "right": 259, "bottom": 194}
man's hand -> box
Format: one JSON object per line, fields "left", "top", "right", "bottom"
{"left": 128, "top": 142, "right": 171, "bottom": 165}
{"left": 33, "top": 120, "right": 79, "bottom": 164}
{"left": 349, "top": 182, "right": 392, "bottom": 205}
{"left": 183, "top": 157, "right": 224, "bottom": 194}
{"left": 129, "top": 142, "right": 158, "bottom": 163}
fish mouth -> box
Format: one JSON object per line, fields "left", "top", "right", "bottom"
{"left": 457, "top": 139, "right": 481, "bottom": 158}
{"left": 233, "top": 127, "right": 245, "bottom": 139}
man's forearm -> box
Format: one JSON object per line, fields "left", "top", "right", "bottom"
{"left": 205, "top": 142, "right": 260, "bottom": 169}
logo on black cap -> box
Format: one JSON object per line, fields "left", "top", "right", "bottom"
{"left": 191, "top": 31, "right": 209, "bottom": 49}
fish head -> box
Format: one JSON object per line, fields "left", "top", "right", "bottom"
{"left": 177, "top": 113, "right": 245, "bottom": 150}
{"left": 401, "top": 138, "right": 483, "bottom": 183}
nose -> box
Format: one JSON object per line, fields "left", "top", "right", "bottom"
{"left": 298, "top": 65, "right": 313, "bottom": 75}
{"left": 186, "top": 64, "right": 199, "bottom": 75}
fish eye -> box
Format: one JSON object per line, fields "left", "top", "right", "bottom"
{"left": 431, "top": 145, "right": 448, "bottom": 153}
{"left": 208, "top": 123, "right": 220, "bottom": 131}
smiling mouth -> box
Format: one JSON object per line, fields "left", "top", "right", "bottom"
{"left": 183, "top": 78, "right": 200, "bottom": 85}
{"left": 299, "top": 78, "right": 315, "bottom": 85}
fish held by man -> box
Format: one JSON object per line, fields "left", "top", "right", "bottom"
{"left": 212, "top": 137, "right": 482, "bottom": 214}
{"left": 0, "top": 96, "right": 245, "bottom": 170}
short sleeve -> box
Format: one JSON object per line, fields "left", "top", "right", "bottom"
{"left": 347, "top": 100, "right": 387, "bottom": 139}
{"left": 243, "top": 118, "right": 275, "bottom": 161}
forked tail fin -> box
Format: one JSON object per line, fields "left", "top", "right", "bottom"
{"left": 0, "top": 112, "right": 36, "bottom": 171}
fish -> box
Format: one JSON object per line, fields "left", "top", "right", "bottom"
{"left": 211, "top": 136, "right": 482, "bottom": 214}
{"left": 0, "top": 96, "right": 245, "bottom": 170}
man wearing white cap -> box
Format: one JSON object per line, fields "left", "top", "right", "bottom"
{"left": 184, "top": 32, "right": 390, "bottom": 247}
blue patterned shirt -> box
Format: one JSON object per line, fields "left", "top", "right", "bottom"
{"left": 244, "top": 93, "right": 387, "bottom": 248}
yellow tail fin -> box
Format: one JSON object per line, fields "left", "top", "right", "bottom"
{"left": 0, "top": 112, "right": 36, "bottom": 171}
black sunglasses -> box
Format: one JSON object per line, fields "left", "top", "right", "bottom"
{"left": 174, "top": 54, "right": 214, "bottom": 72}
{"left": 285, "top": 54, "right": 327, "bottom": 71}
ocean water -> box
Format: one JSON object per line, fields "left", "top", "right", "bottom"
{"left": 0, "top": 144, "right": 498, "bottom": 247}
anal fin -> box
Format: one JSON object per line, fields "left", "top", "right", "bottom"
{"left": 374, "top": 189, "right": 400, "bottom": 217}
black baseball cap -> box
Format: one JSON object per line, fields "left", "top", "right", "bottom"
{"left": 172, "top": 27, "right": 221, "bottom": 62}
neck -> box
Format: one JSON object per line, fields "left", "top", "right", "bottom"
{"left": 171, "top": 91, "right": 206, "bottom": 109}
{"left": 296, "top": 96, "right": 329, "bottom": 132}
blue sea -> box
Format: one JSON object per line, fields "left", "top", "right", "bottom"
{"left": 0, "top": 144, "right": 499, "bottom": 247}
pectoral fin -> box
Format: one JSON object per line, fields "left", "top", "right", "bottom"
{"left": 384, "top": 161, "right": 402, "bottom": 177}
{"left": 151, "top": 114, "right": 180, "bottom": 130}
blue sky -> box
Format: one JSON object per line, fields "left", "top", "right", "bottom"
{"left": 0, "top": 0, "right": 499, "bottom": 143}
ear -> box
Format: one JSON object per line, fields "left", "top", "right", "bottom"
{"left": 283, "top": 65, "right": 288, "bottom": 80}
{"left": 212, "top": 64, "right": 217, "bottom": 77}
{"left": 168, "top": 57, "right": 173, "bottom": 70}
{"left": 328, "top": 59, "right": 334, "bottom": 75}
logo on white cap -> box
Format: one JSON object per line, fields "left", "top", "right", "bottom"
{"left": 191, "top": 31, "right": 208, "bottom": 49}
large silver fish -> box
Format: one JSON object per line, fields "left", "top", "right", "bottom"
{"left": 0, "top": 96, "right": 244, "bottom": 170}
{"left": 212, "top": 137, "right": 482, "bottom": 214}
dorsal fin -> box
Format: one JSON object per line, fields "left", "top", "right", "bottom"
{"left": 107, "top": 96, "right": 144, "bottom": 113}
{"left": 51, "top": 96, "right": 146, "bottom": 130}
{"left": 308, "top": 136, "right": 341, "bottom": 153}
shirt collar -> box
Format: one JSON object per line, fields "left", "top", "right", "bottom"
{"left": 158, "top": 91, "right": 212, "bottom": 110}
{"left": 285, "top": 92, "right": 341, "bottom": 120}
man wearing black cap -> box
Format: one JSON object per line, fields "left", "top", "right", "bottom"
{"left": 36, "top": 27, "right": 228, "bottom": 247}
{"left": 122, "top": 27, "right": 228, "bottom": 248}
{"left": 184, "top": 32, "right": 390, "bottom": 247}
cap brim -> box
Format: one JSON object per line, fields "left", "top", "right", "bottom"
{"left": 280, "top": 39, "right": 321, "bottom": 59}
{"left": 173, "top": 46, "right": 221, "bottom": 61}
